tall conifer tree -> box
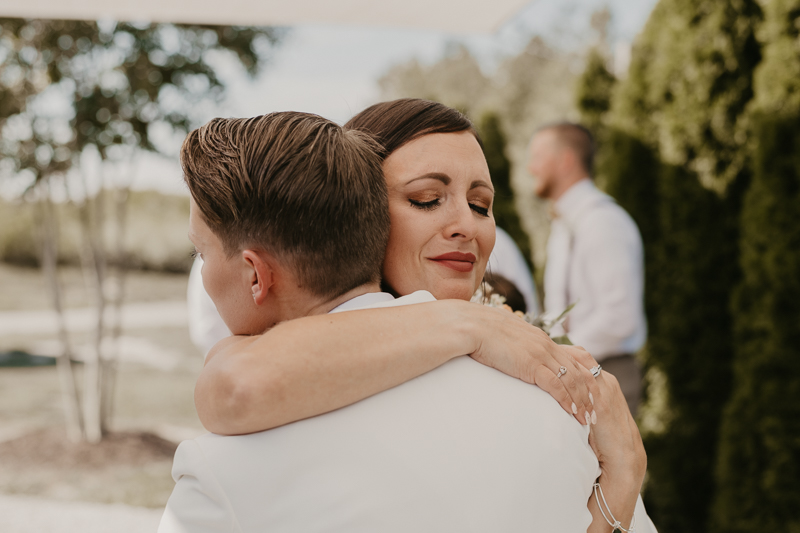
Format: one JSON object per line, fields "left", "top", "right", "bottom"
{"left": 478, "top": 112, "right": 533, "bottom": 269}
{"left": 591, "top": 1, "right": 761, "bottom": 530}
{"left": 713, "top": 1, "right": 800, "bottom": 529}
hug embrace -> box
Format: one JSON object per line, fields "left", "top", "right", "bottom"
{"left": 159, "top": 99, "right": 657, "bottom": 532}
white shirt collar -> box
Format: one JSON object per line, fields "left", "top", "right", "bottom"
{"left": 329, "top": 292, "right": 396, "bottom": 314}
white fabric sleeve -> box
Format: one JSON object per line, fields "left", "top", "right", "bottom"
{"left": 158, "top": 440, "right": 241, "bottom": 533}
{"left": 567, "top": 210, "right": 644, "bottom": 353}
{"left": 634, "top": 494, "right": 659, "bottom": 533}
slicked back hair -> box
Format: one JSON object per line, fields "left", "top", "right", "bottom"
{"left": 536, "top": 122, "right": 596, "bottom": 176}
{"left": 344, "top": 98, "right": 480, "bottom": 159}
{"left": 181, "top": 112, "right": 389, "bottom": 299}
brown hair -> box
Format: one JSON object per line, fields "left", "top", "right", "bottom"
{"left": 344, "top": 98, "right": 480, "bottom": 159}
{"left": 536, "top": 122, "right": 596, "bottom": 176}
{"left": 181, "top": 112, "right": 389, "bottom": 299}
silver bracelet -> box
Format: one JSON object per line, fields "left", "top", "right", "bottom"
{"left": 592, "top": 482, "right": 636, "bottom": 533}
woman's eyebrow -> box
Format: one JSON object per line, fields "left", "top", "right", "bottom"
{"left": 405, "top": 173, "right": 451, "bottom": 186}
{"left": 470, "top": 180, "right": 495, "bottom": 194}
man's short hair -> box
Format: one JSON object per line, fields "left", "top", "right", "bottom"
{"left": 536, "top": 122, "right": 595, "bottom": 176}
{"left": 181, "top": 112, "right": 389, "bottom": 299}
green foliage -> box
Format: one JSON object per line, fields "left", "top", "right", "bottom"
{"left": 712, "top": 3, "right": 800, "bottom": 530}
{"left": 477, "top": 112, "right": 533, "bottom": 268}
{"left": 0, "top": 18, "right": 283, "bottom": 183}
{"left": 594, "top": 0, "right": 762, "bottom": 530}
{"left": 643, "top": 163, "right": 744, "bottom": 532}
{"left": 612, "top": 0, "right": 762, "bottom": 191}
{"left": 575, "top": 48, "right": 615, "bottom": 134}
{"left": 712, "top": 112, "right": 800, "bottom": 533}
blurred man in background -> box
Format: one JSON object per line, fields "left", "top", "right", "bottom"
{"left": 528, "top": 123, "right": 646, "bottom": 415}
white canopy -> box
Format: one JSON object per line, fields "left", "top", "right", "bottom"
{"left": 0, "top": 0, "right": 534, "bottom": 34}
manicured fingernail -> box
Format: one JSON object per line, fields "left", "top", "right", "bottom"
{"left": 591, "top": 411, "right": 597, "bottom": 425}
{"left": 572, "top": 403, "right": 578, "bottom": 415}
{"left": 584, "top": 411, "right": 591, "bottom": 425}
{"left": 589, "top": 392, "right": 594, "bottom": 405}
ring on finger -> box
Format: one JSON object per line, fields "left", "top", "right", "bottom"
{"left": 590, "top": 364, "right": 602, "bottom": 378}
{"left": 556, "top": 366, "right": 567, "bottom": 379}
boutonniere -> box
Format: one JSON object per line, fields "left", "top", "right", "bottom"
{"left": 471, "top": 283, "right": 575, "bottom": 345}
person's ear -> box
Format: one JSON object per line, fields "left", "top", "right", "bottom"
{"left": 242, "top": 249, "right": 276, "bottom": 306}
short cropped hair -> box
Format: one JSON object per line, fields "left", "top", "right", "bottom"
{"left": 181, "top": 112, "right": 389, "bottom": 299}
{"left": 537, "top": 122, "right": 595, "bottom": 176}
{"left": 344, "top": 98, "right": 479, "bottom": 159}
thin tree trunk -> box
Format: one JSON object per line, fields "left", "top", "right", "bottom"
{"left": 78, "top": 185, "right": 106, "bottom": 444}
{"left": 37, "top": 183, "right": 83, "bottom": 442}
{"left": 101, "top": 182, "right": 131, "bottom": 431}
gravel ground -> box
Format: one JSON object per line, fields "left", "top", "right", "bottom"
{"left": 0, "top": 494, "right": 164, "bottom": 533}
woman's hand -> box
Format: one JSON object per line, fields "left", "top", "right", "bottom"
{"left": 568, "top": 347, "right": 646, "bottom": 532}
{"left": 458, "top": 301, "right": 600, "bottom": 426}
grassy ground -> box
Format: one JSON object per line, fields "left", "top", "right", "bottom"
{"left": 0, "top": 263, "right": 204, "bottom": 508}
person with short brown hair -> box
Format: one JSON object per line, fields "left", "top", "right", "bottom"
{"left": 182, "top": 112, "right": 389, "bottom": 322}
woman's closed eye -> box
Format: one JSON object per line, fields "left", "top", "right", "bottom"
{"left": 409, "top": 198, "right": 490, "bottom": 217}
{"left": 470, "top": 203, "right": 490, "bottom": 217}
{"left": 409, "top": 198, "right": 440, "bottom": 210}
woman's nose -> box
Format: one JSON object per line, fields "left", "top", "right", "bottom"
{"left": 443, "top": 201, "right": 479, "bottom": 240}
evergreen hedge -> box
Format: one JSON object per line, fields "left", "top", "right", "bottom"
{"left": 478, "top": 112, "right": 533, "bottom": 268}
{"left": 712, "top": 112, "right": 800, "bottom": 532}
{"left": 712, "top": 1, "right": 800, "bottom": 529}
{"left": 581, "top": 0, "right": 761, "bottom": 530}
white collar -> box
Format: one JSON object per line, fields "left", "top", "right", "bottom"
{"left": 329, "top": 292, "right": 396, "bottom": 314}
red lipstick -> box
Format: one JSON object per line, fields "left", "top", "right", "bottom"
{"left": 429, "top": 252, "right": 476, "bottom": 273}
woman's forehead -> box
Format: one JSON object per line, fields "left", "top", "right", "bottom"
{"left": 384, "top": 131, "right": 490, "bottom": 185}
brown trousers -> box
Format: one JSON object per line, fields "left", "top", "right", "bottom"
{"left": 599, "top": 354, "right": 642, "bottom": 418}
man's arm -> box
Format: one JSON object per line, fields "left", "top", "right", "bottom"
{"left": 158, "top": 440, "right": 240, "bottom": 533}
{"left": 195, "top": 299, "right": 598, "bottom": 435}
{"left": 569, "top": 209, "right": 645, "bottom": 352}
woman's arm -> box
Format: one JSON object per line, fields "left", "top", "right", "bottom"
{"left": 195, "top": 299, "right": 597, "bottom": 435}
{"left": 569, "top": 349, "right": 647, "bottom": 533}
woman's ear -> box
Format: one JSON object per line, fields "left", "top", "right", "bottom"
{"left": 242, "top": 249, "right": 275, "bottom": 306}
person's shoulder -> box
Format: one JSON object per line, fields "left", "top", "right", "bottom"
{"left": 580, "top": 191, "right": 639, "bottom": 234}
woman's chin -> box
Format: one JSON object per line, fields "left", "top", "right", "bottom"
{"left": 426, "top": 281, "right": 478, "bottom": 302}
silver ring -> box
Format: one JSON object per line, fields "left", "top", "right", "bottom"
{"left": 556, "top": 366, "right": 567, "bottom": 378}
{"left": 590, "top": 365, "right": 602, "bottom": 378}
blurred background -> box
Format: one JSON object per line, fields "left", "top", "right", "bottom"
{"left": 1, "top": 0, "right": 798, "bottom": 531}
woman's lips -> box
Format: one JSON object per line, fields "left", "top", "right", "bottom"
{"left": 429, "top": 252, "right": 476, "bottom": 273}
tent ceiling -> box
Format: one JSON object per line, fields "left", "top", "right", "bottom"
{"left": 0, "top": 0, "right": 534, "bottom": 34}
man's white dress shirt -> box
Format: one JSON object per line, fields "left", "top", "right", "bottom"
{"left": 160, "top": 290, "right": 656, "bottom": 533}
{"left": 488, "top": 227, "right": 540, "bottom": 315}
{"left": 544, "top": 179, "right": 647, "bottom": 360}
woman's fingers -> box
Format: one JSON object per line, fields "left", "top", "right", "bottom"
{"left": 469, "top": 306, "right": 597, "bottom": 425}
{"left": 564, "top": 346, "right": 601, "bottom": 421}
{"left": 547, "top": 345, "right": 597, "bottom": 425}
{"left": 531, "top": 364, "right": 581, "bottom": 422}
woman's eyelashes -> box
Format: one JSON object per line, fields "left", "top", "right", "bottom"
{"left": 409, "top": 198, "right": 440, "bottom": 210}
{"left": 470, "top": 203, "right": 490, "bottom": 217}
{"left": 408, "top": 197, "right": 491, "bottom": 217}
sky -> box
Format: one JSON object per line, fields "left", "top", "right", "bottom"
{"left": 3, "top": 0, "right": 659, "bottom": 197}
{"left": 218, "top": 0, "right": 659, "bottom": 125}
